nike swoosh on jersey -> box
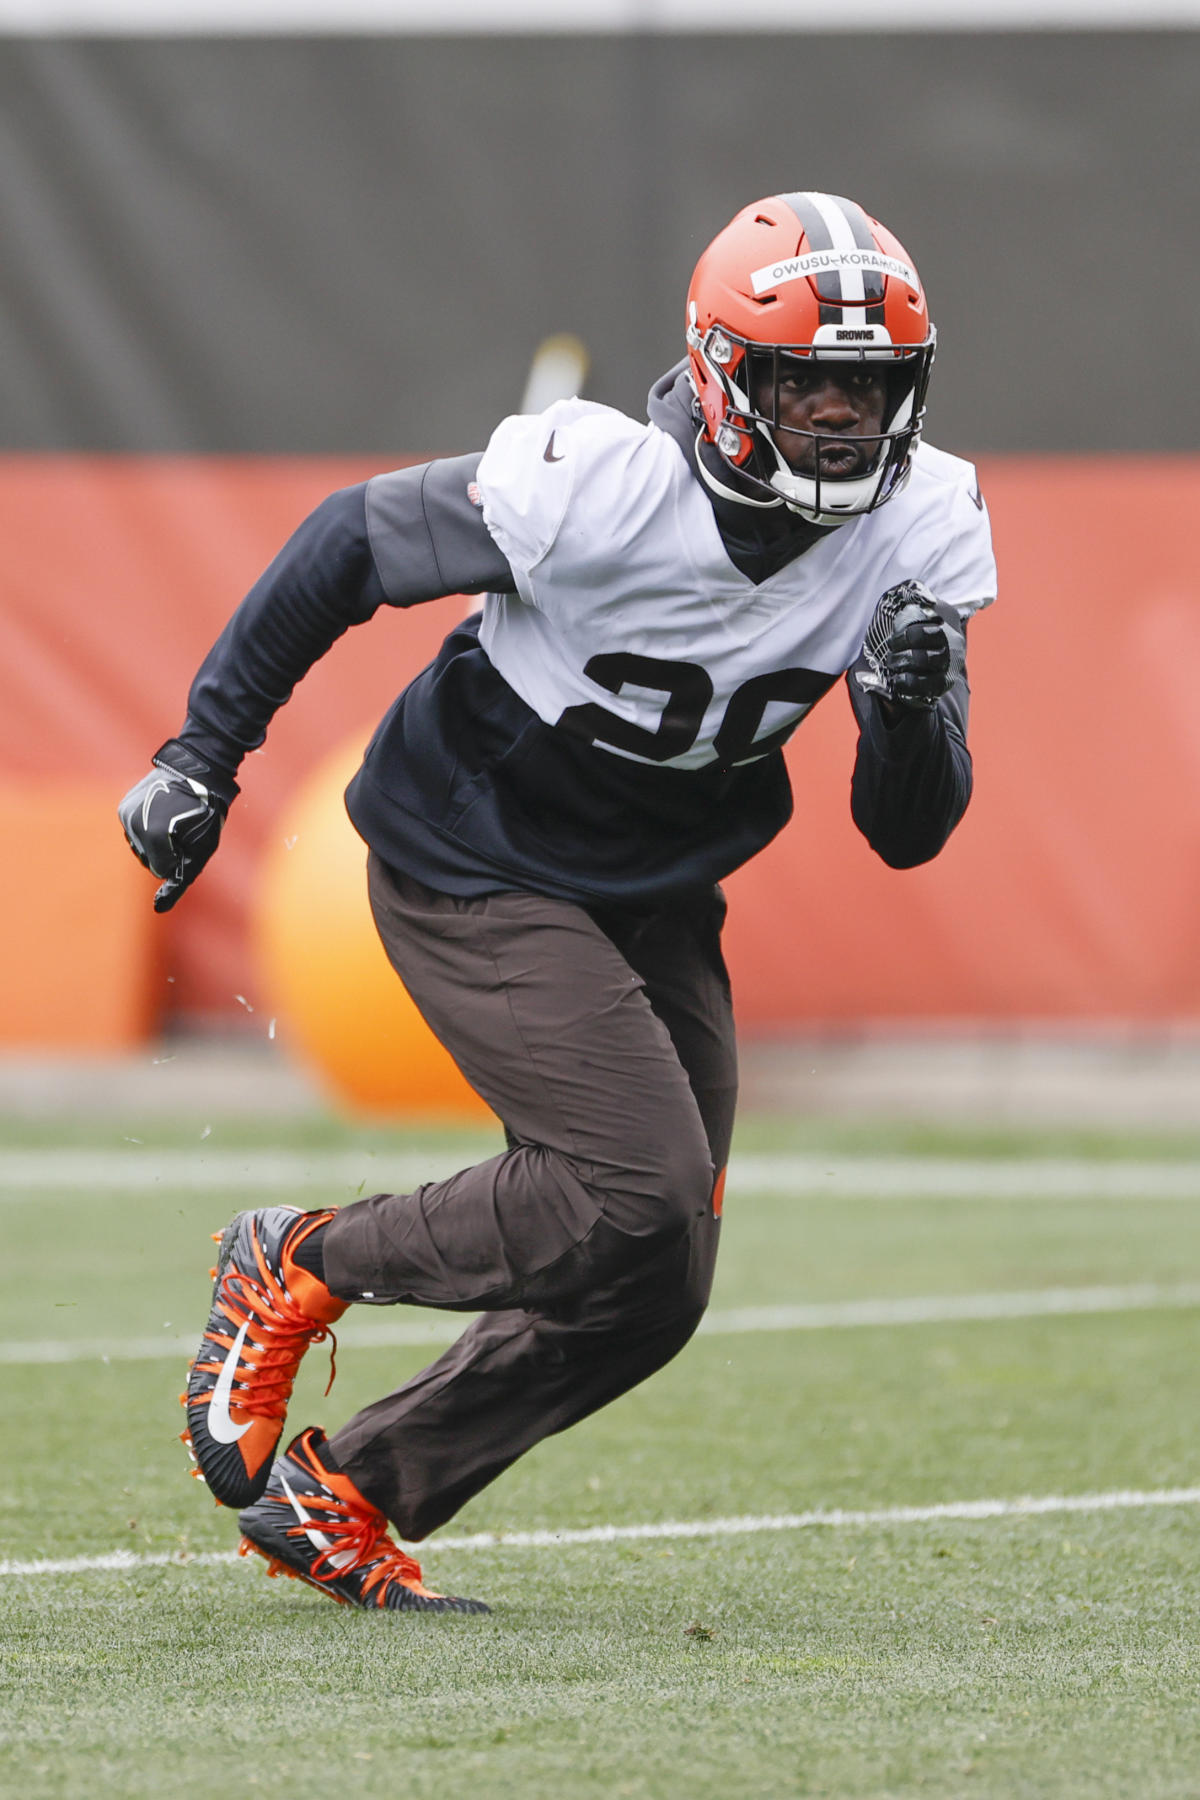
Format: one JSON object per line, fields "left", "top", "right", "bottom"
{"left": 280, "top": 1473, "right": 358, "bottom": 1570}
{"left": 206, "top": 1317, "right": 253, "bottom": 1444}
{"left": 543, "top": 431, "right": 564, "bottom": 463}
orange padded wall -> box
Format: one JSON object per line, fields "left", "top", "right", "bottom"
{"left": 0, "top": 782, "right": 159, "bottom": 1048}
{"left": 1, "top": 452, "right": 1197, "bottom": 1041}
{"left": 724, "top": 456, "right": 1200, "bottom": 1025}
{"left": 0, "top": 455, "right": 464, "bottom": 1037}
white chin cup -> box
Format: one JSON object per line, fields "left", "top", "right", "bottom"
{"left": 767, "top": 463, "right": 887, "bottom": 524}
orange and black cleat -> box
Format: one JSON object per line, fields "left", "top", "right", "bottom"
{"left": 237, "top": 1427, "right": 490, "bottom": 1614}
{"left": 182, "top": 1207, "right": 347, "bottom": 1509}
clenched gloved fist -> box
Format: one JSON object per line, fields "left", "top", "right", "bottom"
{"left": 855, "top": 580, "right": 966, "bottom": 712}
{"left": 118, "top": 741, "right": 238, "bottom": 913}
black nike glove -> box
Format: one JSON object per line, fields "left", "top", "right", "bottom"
{"left": 855, "top": 580, "right": 967, "bottom": 712}
{"left": 118, "top": 740, "right": 239, "bottom": 913}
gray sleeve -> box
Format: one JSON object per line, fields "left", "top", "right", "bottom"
{"left": 365, "top": 452, "right": 517, "bottom": 605}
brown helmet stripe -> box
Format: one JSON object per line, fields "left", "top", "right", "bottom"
{"left": 776, "top": 190, "right": 844, "bottom": 325}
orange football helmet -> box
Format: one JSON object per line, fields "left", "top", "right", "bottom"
{"left": 686, "top": 192, "right": 936, "bottom": 525}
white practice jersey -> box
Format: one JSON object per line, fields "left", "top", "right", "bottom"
{"left": 474, "top": 398, "right": 996, "bottom": 773}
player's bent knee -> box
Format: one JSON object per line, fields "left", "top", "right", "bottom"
{"left": 593, "top": 1125, "right": 715, "bottom": 1239}
{"left": 648, "top": 1123, "right": 715, "bottom": 1222}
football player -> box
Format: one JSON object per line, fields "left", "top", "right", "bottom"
{"left": 119, "top": 191, "right": 995, "bottom": 1615}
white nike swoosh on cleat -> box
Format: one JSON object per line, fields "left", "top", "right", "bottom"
{"left": 206, "top": 1318, "right": 253, "bottom": 1444}
{"left": 280, "top": 1473, "right": 357, "bottom": 1571}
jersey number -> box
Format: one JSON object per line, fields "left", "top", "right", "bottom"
{"left": 557, "top": 653, "right": 837, "bottom": 766}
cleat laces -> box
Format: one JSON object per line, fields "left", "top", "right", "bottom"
{"left": 189, "top": 1254, "right": 338, "bottom": 1424}
{"left": 280, "top": 1493, "right": 429, "bottom": 1599}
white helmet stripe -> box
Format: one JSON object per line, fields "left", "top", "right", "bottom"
{"left": 804, "top": 193, "right": 868, "bottom": 304}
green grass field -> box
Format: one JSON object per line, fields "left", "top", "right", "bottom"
{"left": 3, "top": 1107, "right": 1200, "bottom": 1800}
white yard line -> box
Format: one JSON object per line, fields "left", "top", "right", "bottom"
{"left": 6, "top": 1485, "right": 1200, "bottom": 1579}
{"left": 0, "top": 1316, "right": 458, "bottom": 1364}
{"left": 6, "top": 1280, "right": 1200, "bottom": 1366}
{"left": 0, "top": 1149, "right": 478, "bottom": 1195}
{"left": 697, "top": 1281, "right": 1200, "bottom": 1332}
{"left": 3, "top": 1148, "right": 1200, "bottom": 1199}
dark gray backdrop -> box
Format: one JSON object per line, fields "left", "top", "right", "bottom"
{"left": 1, "top": 31, "right": 1195, "bottom": 455}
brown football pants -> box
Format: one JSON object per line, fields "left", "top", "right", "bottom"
{"left": 320, "top": 853, "right": 737, "bottom": 1541}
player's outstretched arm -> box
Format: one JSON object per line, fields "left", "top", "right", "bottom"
{"left": 116, "top": 481, "right": 384, "bottom": 908}
{"left": 847, "top": 581, "right": 973, "bottom": 869}
{"left": 116, "top": 457, "right": 514, "bottom": 909}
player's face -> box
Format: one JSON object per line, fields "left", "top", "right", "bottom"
{"left": 752, "top": 360, "right": 888, "bottom": 478}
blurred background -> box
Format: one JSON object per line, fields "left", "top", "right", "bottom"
{"left": 1, "top": 0, "right": 1198, "bottom": 1127}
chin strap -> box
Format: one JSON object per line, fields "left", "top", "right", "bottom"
{"left": 693, "top": 430, "right": 785, "bottom": 511}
